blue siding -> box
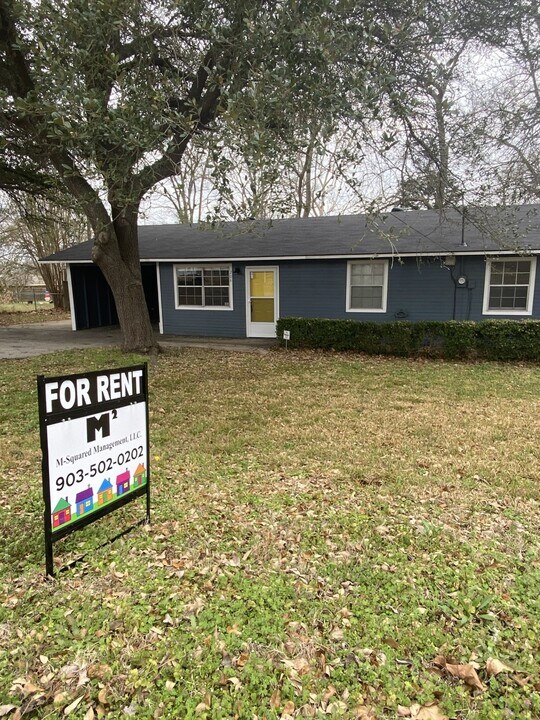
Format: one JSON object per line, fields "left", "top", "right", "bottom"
{"left": 158, "top": 257, "right": 540, "bottom": 337}
{"left": 160, "top": 263, "right": 246, "bottom": 337}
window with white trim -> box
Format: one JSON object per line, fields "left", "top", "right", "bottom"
{"left": 347, "top": 260, "right": 388, "bottom": 312}
{"left": 175, "top": 264, "right": 233, "bottom": 309}
{"left": 483, "top": 257, "right": 536, "bottom": 315}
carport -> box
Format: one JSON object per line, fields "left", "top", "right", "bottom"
{"left": 67, "top": 263, "right": 159, "bottom": 330}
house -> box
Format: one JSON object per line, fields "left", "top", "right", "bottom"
{"left": 40, "top": 205, "right": 540, "bottom": 339}
{"left": 97, "top": 478, "right": 113, "bottom": 505}
{"left": 116, "top": 470, "right": 130, "bottom": 496}
{"left": 133, "top": 463, "right": 146, "bottom": 487}
{"left": 4, "top": 268, "right": 48, "bottom": 303}
{"left": 75, "top": 487, "right": 94, "bottom": 516}
{"left": 52, "top": 497, "right": 71, "bottom": 528}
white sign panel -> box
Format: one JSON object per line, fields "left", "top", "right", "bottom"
{"left": 47, "top": 402, "right": 147, "bottom": 529}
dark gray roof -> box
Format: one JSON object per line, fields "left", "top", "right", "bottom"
{"left": 42, "top": 205, "right": 540, "bottom": 263}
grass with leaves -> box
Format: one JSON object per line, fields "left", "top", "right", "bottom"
{"left": 0, "top": 304, "right": 70, "bottom": 326}
{"left": 0, "top": 347, "right": 539, "bottom": 720}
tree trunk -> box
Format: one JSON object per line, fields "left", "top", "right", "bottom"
{"left": 93, "top": 207, "right": 157, "bottom": 352}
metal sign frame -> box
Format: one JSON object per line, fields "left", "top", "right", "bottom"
{"left": 38, "top": 363, "right": 150, "bottom": 576}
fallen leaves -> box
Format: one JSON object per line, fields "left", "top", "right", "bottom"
{"left": 485, "top": 657, "right": 513, "bottom": 677}
{"left": 432, "top": 655, "right": 485, "bottom": 692}
{"left": 194, "top": 692, "right": 212, "bottom": 714}
{"left": 397, "top": 703, "right": 448, "bottom": 719}
{"left": 355, "top": 706, "right": 376, "bottom": 719}
{"left": 63, "top": 696, "right": 84, "bottom": 716}
{"left": 413, "top": 704, "right": 448, "bottom": 720}
{"left": 281, "top": 700, "right": 295, "bottom": 719}
{"left": 0, "top": 707, "right": 16, "bottom": 718}
{"left": 5, "top": 663, "right": 116, "bottom": 720}
{"left": 270, "top": 687, "right": 281, "bottom": 709}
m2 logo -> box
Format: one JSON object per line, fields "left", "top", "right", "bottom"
{"left": 86, "top": 409, "right": 117, "bottom": 442}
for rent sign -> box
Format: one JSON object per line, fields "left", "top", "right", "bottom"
{"left": 38, "top": 365, "right": 150, "bottom": 575}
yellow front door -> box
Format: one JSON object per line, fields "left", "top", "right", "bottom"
{"left": 246, "top": 268, "right": 278, "bottom": 337}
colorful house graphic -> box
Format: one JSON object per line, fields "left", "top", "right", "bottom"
{"left": 52, "top": 497, "right": 71, "bottom": 528}
{"left": 116, "top": 469, "right": 130, "bottom": 496}
{"left": 75, "top": 487, "right": 94, "bottom": 516}
{"left": 133, "top": 463, "right": 147, "bottom": 487}
{"left": 97, "top": 478, "right": 113, "bottom": 505}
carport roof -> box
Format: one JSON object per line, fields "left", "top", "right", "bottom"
{"left": 41, "top": 204, "right": 540, "bottom": 263}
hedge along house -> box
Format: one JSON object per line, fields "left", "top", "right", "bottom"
{"left": 41, "top": 205, "right": 540, "bottom": 339}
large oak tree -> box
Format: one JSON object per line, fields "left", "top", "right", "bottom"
{"left": 0, "top": 0, "right": 498, "bottom": 349}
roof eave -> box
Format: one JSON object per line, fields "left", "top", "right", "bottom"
{"left": 39, "top": 249, "right": 540, "bottom": 264}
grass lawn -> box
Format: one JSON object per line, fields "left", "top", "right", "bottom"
{"left": 0, "top": 303, "right": 70, "bottom": 326}
{"left": 0, "top": 348, "right": 539, "bottom": 720}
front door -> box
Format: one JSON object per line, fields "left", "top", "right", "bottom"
{"left": 246, "top": 267, "right": 279, "bottom": 338}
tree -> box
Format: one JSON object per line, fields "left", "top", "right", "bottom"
{"left": 0, "top": 0, "right": 509, "bottom": 349}
{"left": 0, "top": 196, "right": 87, "bottom": 307}
{"left": 468, "top": 2, "right": 540, "bottom": 203}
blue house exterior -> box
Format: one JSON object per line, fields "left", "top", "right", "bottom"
{"left": 41, "top": 205, "right": 540, "bottom": 339}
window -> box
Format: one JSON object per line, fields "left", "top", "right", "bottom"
{"left": 175, "top": 264, "right": 233, "bottom": 310}
{"left": 483, "top": 257, "right": 536, "bottom": 315}
{"left": 347, "top": 260, "right": 388, "bottom": 312}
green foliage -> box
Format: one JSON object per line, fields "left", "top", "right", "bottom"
{"left": 277, "top": 317, "right": 540, "bottom": 361}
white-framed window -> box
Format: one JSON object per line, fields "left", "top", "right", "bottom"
{"left": 174, "top": 264, "right": 233, "bottom": 310}
{"left": 483, "top": 257, "right": 536, "bottom": 316}
{"left": 346, "top": 260, "right": 388, "bottom": 313}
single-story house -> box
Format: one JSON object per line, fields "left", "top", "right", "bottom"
{"left": 133, "top": 463, "right": 147, "bottom": 487}
{"left": 3, "top": 269, "right": 48, "bottom": 303}
{"left": 116, "top": 470, "right": 130, "bottom": 496}
{"left": 75, "top": 487, "right": 94, "bottom": 516}
{"left": 52, "top": 497, "right": 71, "bottom": 528}
{"left": 41, "top": 205, "right": 540, "bottom": 339}
{"left": 97, "top": 478, "right": 113, "bottom": 505}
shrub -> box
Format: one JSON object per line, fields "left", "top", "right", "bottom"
{"left": 276, "top": 317, "right": 540, "bottom": 361}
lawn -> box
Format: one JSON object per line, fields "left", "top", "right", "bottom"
{"left": 0, "top": 348, "right": 539, "bottom": 720}
{"left": 0, "top": 303, "right": 70, "bottom": 326}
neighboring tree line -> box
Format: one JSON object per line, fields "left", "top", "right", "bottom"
{"left": 0, "top": 196, "right": 87, "bottom": 307}
{"left": 152, "top": 3, "right": 540, "bottom": 220}
{"left": 0, "top": 0, "right": 537, "bottom": 349}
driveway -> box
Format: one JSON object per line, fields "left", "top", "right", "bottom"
{"left": 0, "top": 320, "right": 276, "bottom": 359}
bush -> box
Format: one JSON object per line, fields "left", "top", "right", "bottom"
{"left": 276, "top": 317, "right": 540, "bottom": 361}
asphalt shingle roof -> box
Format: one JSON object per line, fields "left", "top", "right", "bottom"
{"left": 42, "top": 205, "right": 540, "bottom": 263}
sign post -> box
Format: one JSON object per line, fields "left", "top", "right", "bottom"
{"left": 38, "top": 364, "right": 150, "bottom": 576}
{"left": 283, "top": 329, "right": 290, "bottom": 350}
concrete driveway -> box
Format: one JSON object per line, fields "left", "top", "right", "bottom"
{"left": 0, "top": 319, "right": 276, "bottom": 359}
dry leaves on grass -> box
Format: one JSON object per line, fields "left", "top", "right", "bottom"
{"left": 398, "top": 703, "right": 448, "bottom": 719}
{"left": 194, "top": 692, "right": 212, "bottom": 714}
{"left": 6, "top": 663, "right": 114, "bottom": 720}
{"left": 486, "top": 658, "right": 513, "bottom": 677}
{"left": 63, "top": 696, "right": 84, "bottom": 716}
{"left": 281, "top": 700, "right": 295, "bottom": 719}
{"left": 270, "top": 687, "right": 281, "bottom": 709}
{"left": 0, "top": 708, "right": 16, "bottom": 718}
{"left": 432, "top": 655, "right": 485, "bottom": 692}
{"left": 355, "top": 706, "right": 377, "bottom": 719}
